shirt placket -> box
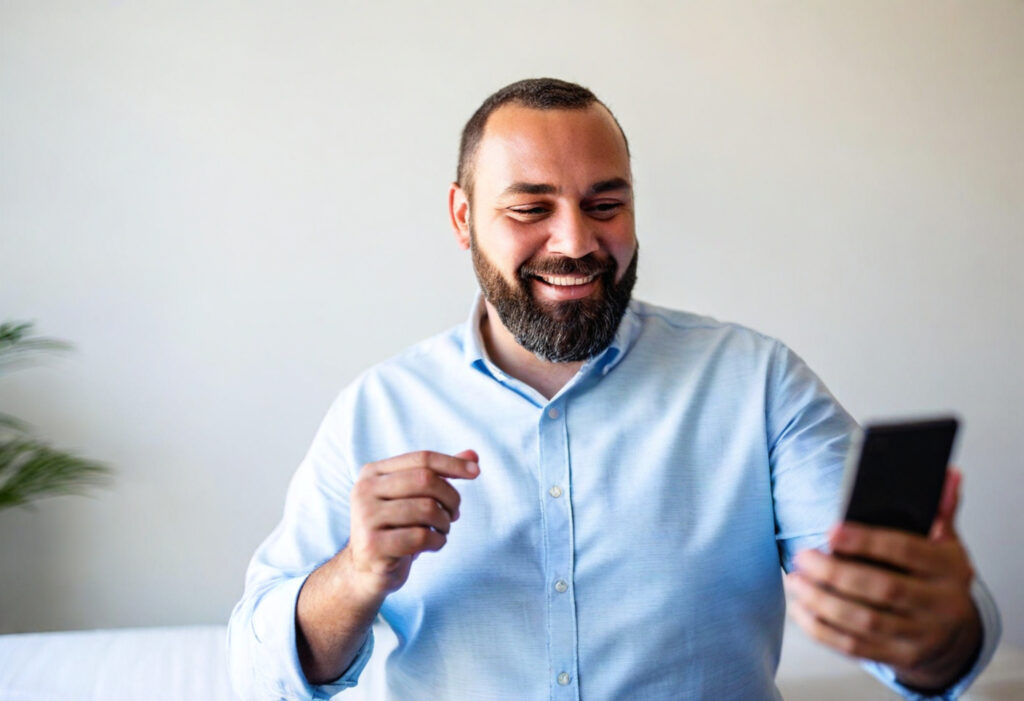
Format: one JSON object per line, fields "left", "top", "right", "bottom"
{"left": 539, "top": 399, "right": 579, "bottom": 701}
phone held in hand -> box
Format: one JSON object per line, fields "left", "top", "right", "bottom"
{"left": 839, "top": 416, "right": 960, "bottom": 536}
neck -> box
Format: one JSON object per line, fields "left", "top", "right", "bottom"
{"left": 479, "top": 300, "right": 582, "bottom": 400}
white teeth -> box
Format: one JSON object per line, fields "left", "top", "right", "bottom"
{"left": 539, "top": 274, "right": 596, "bottom": 287}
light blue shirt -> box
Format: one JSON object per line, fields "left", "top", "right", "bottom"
{"left": 228, "top": 296, "right": 1000, "bottom": 700}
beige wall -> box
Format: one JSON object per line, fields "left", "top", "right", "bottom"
{"left": 1, "top": 1, "right": 1021, "bottom": 646}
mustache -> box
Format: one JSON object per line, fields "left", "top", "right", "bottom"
{"left": 518, "top": 254, "right": 615, "bottom": 280}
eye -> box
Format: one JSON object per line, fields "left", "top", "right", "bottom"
{"left": 585, "top": 201, "right": 624, "bottom": 219}
{"left": 507, "top": 205, "right": 550, "bottom": 218}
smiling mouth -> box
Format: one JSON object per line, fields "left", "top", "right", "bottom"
{"left": 532, "top": 273, "right": 600, "bottom": 287}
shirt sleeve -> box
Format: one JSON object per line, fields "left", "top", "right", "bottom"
{"left": 226, "top": 391, "right": 375, "bottom": 700}
{"left": 765, "top": 340, "right": 856, "bottom": 570}
{"left": 765, "top": 341, "right": 1003, "bottom": 700}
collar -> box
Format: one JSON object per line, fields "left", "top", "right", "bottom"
{"left": 461, "top": 290, "right": 641, "bottom": 382}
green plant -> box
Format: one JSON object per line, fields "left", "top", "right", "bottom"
{"left": 0, "top": 322, "right": 110, "bottom": 511}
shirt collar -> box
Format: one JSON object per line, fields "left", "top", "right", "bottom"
{"left": 461, "top": 290, "right": 642, "bottom": 380}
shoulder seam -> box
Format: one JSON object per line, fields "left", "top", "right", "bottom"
{"left": 632, "top": 301, "right": 780, "bottom": 345}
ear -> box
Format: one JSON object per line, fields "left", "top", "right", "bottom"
{"left": 449, "top": 182, "right": 471, "bottom": 250}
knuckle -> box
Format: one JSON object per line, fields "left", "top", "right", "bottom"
{"left": 904, "top": 645, "right": 930, "bottom": 669}
{"left": 897, "top": 540, "right": 920, "bottom": 565}
{"left": 352, "top": 495, "right": 376, "bottom": 520}
{"left": 419, "top": 498, "right": 439, "bottom": 519}
{"left": 428, "top": 531, "right": 447, "bottom": 551}
{"left": 933, "top": 594, "right": 956, "bottom": 619}
{"left": 859, "top": 610, "right": 882, "bottom": 634}
{"left": 836, "top": 634, "right": 860, "bottom": 656}
{"left": 414, "top": 468, "right": 434, "bottom": 489}
{"left": 410, "top": 527, "right": 431, "bottom": 548}
{"left": 801, "top": 584, "right": 823, "bottom": 607}
{"left": 879, "top": 578, "right": 904, "bottom": 602}
{"left": 940, "top": 591, "right": 971, "bottom": 622}
{"left": 351, "top": 478, "right": 369, "bottom": 499}
{"left": 890, "top": 647, "right": 917, "bottom": 669}
{"left": 413, "top": 450, "right": 432, "bottom": 465}
{"left": 848, "top": 571, "right": 872, "bottom": 594}
{"left": 818, "top": 561, "right": 838, "bottom": 584}
{"left": 364, "top": 530, "right": 382, "bottom": 552}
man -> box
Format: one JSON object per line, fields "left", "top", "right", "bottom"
{"left": 228, "top": 78, "right": 1000, "bottom": 700}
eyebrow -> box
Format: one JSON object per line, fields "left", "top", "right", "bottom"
{"left": 499, "top": 177, "right": 632, "bottom": 198}
{"left": 501, "top": 182, "right": 557, "bottom": 196}
{"left": 588, "top": 177, "right": 631, "bottom": 196}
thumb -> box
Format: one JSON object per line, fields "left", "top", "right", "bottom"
{"left": 930, "top": 467, "right": 961, "bottom": 541}
{"left": 453, "top": 449, "right": 480, "bottom": 478}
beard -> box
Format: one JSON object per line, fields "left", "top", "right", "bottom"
{"left": 470, "top": 228, "right": 638, "bottom": 363}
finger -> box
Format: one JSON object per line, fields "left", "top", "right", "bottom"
{"left": 788, "top": 596, "right": 921, "bottom": 668}
{"left": 371, "top": 469, "right": 463, "bottom": 519}
{"left": 787, "top": 571, "right": 924, "bottom": 641}
{"left": 794, "top": 548, "right": 935, "bottom": 614}
{"left": 372, "top": 526, "right": 447, "bottom": 558}
{"left": 830, "top": 523, "right": 944, "bottom": 577}
{"left": 930, "top": 467, "right": 961, "bottom": 541}
{"left": 367, "top": 498, "right": 453, "bottom": 535}
{"left": 370, "top": 449, "right": 480, "bottom": 480}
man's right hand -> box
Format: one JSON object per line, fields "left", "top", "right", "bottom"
{"left": 346, "top": 449, "right": 480, "bottom": 599}
{"left": 296, "top": 449, "right": 479, "bottom": 685}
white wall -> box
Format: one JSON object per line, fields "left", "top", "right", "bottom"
{"left": 1, "top": 1, "right": 1021, "bottom": 647}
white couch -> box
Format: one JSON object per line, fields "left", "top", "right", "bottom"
{"left": 1, "top": 620, "right": 1020, "bottom": 700}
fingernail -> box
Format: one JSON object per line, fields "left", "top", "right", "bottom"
{"left": 466, "top": 461, "right": 479, "bottom": 476}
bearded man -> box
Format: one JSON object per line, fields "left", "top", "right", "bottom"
{"left": 228, "top": 78, "right": 999, "bottom": 700}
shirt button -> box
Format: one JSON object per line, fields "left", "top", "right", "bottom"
{"left": 557, "top": 672, "right": 571, "bottom": 686}
{"left": 554, "top": 579, "right": 568, "bottom": 593}
{"left": 547, "top": 407, "right": 560, "bottom": 419}
{"left": 548, "top": 485, "right": 562, "bottom": 498}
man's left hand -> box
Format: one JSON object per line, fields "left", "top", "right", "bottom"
{"left": 786, "top": 469, "right": 982, "bottom": 692}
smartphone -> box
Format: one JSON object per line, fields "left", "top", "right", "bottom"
{"left": 839, "top": 416, "right": 960, "bottom": 535}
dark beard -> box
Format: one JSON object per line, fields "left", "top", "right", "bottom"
{"left": 470, "top": 230, "right": 638, "bottom": 363}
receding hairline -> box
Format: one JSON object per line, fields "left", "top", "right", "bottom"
{"left": 456, "top": 78, "right": 630, "bottom": 201}
{"left": 459, "top": 100, "right": 631, "bottom": 198}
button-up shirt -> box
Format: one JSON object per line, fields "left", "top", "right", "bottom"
{"left": 228, "top": 296, "right": 1000, "bottom": 700}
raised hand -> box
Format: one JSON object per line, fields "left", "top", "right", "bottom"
{"left": 296, "top": 448, "right": 480, "bottom": 684}
{"left": 346, "top": 449, "right": 480, "bottom": 598}
{"left": 786, "top": 469, "right": 981, "bottom": 692}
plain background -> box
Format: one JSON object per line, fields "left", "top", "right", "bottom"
{"left": 1, "top": 0, "right": 1021, "bottom": 653}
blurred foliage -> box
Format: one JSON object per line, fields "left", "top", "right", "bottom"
{"left": 0, "top": 322, "right": 110, "bottom": 511}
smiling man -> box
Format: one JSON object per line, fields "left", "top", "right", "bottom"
{"left": 228, "top": 79, "right": 1000, "bottom": 700}
{"left": 456, "top": 98, "right": 639, "bottom": 397}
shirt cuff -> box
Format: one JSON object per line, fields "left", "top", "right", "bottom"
{"left": 250, "top": 574, "right": 376, "bottom": 699}
{"left": 860, "top": 576, "right": 1002, "bottom": 700}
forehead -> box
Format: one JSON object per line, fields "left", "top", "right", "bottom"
{"left": 473, "top": 104, "right": 631, "bottom": 197}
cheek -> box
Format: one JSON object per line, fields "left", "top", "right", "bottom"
{"left": 480, "top": 241, "right": 536, "bottom": 284}
{"left": 609, "top": 237, "right": 637, "bottom": 275}
{"left": 600, "top": 214, "right": 636, "bottom": 256}
{"left": 494, "top": 234, "right": 546, "bottom": 273}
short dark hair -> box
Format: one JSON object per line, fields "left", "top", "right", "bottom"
{"left": 456, "top": 78, "right": 630, "bottom": 199}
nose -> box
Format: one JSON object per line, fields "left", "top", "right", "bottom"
{"left": 546, "top": 207, "right": 600, "bottom": 259}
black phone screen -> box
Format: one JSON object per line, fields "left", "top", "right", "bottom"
{"left": 842, "top": 417, "right": 959, "bottom": 535}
